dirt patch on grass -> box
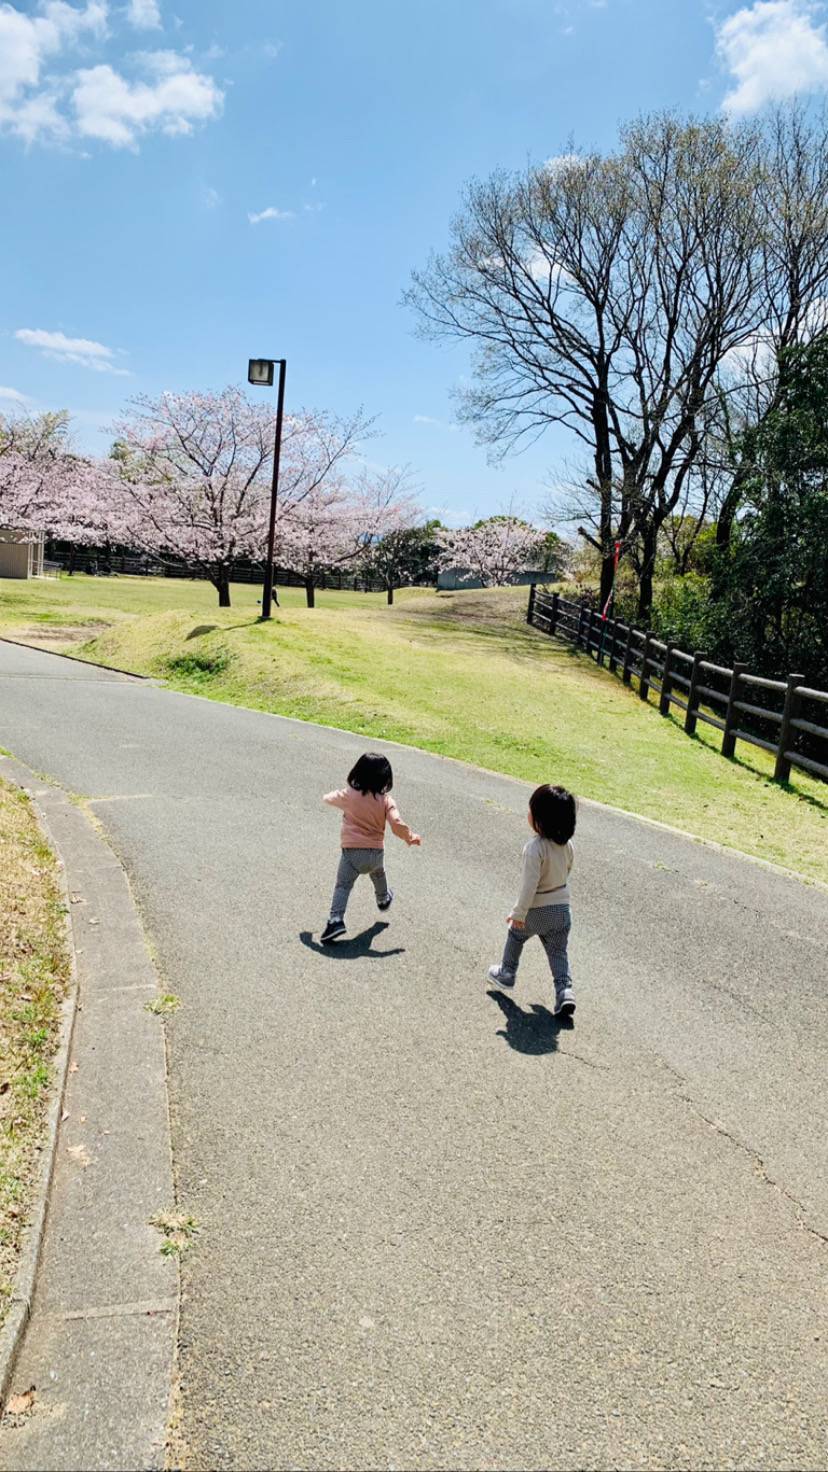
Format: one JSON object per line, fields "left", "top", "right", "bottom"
{"left": 17, "top": 622, "right": 111, "bottom": 647}
{"left": 0, "top": 779, "right": 72, "bottom": 1323}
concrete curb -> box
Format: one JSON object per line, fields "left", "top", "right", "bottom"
{"left": 0, "top": 771, "right": 80, "bottom": 1411}
{"left": 0, "top": 753, "right": 179, "bottom": 1469}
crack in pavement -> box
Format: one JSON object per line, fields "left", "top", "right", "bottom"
{"left": 653, "top": 1056, "right": 828, "bottom": 1246}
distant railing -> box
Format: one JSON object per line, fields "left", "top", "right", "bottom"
{"left": 527, "top": 586, "right": 828, "bottom": 786}
{"left": 44, "top": 549, "right": 385, "bottom": 592}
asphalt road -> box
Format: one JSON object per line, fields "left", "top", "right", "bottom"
{"left": 1, "top": 638, "right": 827, "bottom": 1472}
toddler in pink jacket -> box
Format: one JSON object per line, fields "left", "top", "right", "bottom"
{"left": 321, "top": 752, "right": 421, "bottom": 943}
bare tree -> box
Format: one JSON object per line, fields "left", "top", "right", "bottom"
{"left": 407, "top": 110, "right": 828, "bottom": 618}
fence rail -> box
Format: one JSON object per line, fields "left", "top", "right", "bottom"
{"left": 44, "top": 548, "right": 385, "bottom": 593}
{"left": 527, "top": 586, "right": 828, "bottom": 787}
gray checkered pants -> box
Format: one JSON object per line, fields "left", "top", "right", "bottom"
{"left": 330, "top": 847, "right": 389, "bottom": 920}
{"left": 501, "top": 904, "right": 572, "bottom": 984}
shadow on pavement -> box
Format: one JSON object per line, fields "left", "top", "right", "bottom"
{"left": 299, "top": 922, "right": 405, "bottom": 960}
{"left": 487, "top": 989, "right": 574, "bottom": 1054}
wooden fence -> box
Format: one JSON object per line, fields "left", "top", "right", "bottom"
{"left": 527, "top": 586, "right": 828, "bottom": 786}
{"left": 45, "top": 548, "right": 385, "bottom": 592}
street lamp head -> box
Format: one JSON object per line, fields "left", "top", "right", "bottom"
{"left": 248, "top": 358, "right": 275, "bottom": 387}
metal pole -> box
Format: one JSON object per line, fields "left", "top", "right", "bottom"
{"left": 261, "top": 358, "right": 287, "bottom": 621}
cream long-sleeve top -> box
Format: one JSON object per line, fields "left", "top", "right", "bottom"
{"left": 511, "top": 835, "right": 574, "bottom": 921}
{"left": 323, "top": 788, "right": 418, "bottom": 849}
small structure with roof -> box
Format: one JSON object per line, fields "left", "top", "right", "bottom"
{"left": 0, "top": 526, "right": 46, "bottom": 579}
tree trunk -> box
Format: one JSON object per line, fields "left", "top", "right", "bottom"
{"left": 716, "top": 468, "right": 747, "bottom": 552}
{"left": 637, "top": 526, "right": 658, "bottom": 622}
{"left": 67, "top": 544, "right": 75, "bottom": 576}
{"left": 305, "top": 577, "right": 316, "bottom": 608}
{"left": 593, "top": 391, "right": 616, "bottom": 610}
{"left": 214, "top": 570, "right": 231, "bottom": 608}
{"left": 387, "top": 584, "right": 394, "bottom": 605}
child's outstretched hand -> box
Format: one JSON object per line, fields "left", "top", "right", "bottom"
{"left": 409, "top": 833, "right": 422, "bottom": 847}
{"left": 507, "top": 913, "right": 525, "bottom": 929}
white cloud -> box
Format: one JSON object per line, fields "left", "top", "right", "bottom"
{"left": 0, "top": 1, "right": 106, "bottom": 117}
{"left": 0, "top": 2, "right": 222, "bottom": 148}
{"left": 543, "top": 152, "right": 585, "bottom": 176}
{"left": 716, "top": 0, "right": 828, "bottom": 114}
{"left": 413, "top": 414, "right": 459, "bottom": 432}
{"left": 202, "top": 184, "right": 220, "bottom": 209}
{"left": 248, "top": 205, "right": 295, "bottom": 224}
{"left": 126, "top": 0, "right": 161, "bottom": 29}
{"left": 15, "top": 327, "right": 130, "bottom": 375}
{"left": 0, "top": 385, "right": 32, "bottom": 405}
{"left": 524, "top": 248, "right": 574, "bottom": 288}
{"left": 72, "top": 54, "right": 222, "bottom": 145}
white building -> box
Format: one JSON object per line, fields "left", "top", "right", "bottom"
{"left": 0, "top": 526, "right": 45, "bottom": 579}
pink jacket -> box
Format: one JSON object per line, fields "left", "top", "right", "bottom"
{"left": 323, "top": 788, "right": 417, "bottom": 849}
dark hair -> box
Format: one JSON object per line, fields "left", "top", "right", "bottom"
{"left": 529, "top": 784, "right": 576, "bottom": 845}
{"left": 347, "top": 752, "right": 393, "bottom": 797}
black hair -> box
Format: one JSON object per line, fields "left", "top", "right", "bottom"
{"left": 529, "top": 784, "right": 576, "bottom": 845}
{"left": 347, "top": 752, "right": 394, "bottom": 797}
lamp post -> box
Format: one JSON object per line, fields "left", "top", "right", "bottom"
{"left": 248, "top": 357, "right": 287, "bottom": 620}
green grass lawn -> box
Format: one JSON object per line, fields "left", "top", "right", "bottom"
{"left": 2, "top": 573, "right": 827, "bottom": 883}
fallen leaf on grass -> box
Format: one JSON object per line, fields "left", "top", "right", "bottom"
{"left": 5, "top": 1388, "right": 35, "bottom": 1416}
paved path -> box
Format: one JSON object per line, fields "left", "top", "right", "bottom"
{"left": 1, "top": 638, "right": 827, "bottom": 1471}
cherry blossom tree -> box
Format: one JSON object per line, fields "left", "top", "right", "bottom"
{"left": 436, "top": 516, "right": 547, "bottom": 587}
{"left": 0, "top": 411, "right": 71, "bottom": 531}
{"left": 353, "top": 467, "right": 423, "bottom": 604}
{"left": 0, "top": 411, "right": 128, "bottom": 570}
{"left": 111, "top": 388, "right": 373, "bottom": 607}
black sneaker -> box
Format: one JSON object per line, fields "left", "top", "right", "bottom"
{"left": 553, "top": 983, "right": 576, "bottom": 1016}
{"left": 377, "top": 889, "right": 394, "bottom": 912}
{"left": 487, "top": 965, "right": 516, "bottom": 988}
{"left": 321, "top": 918, "right": 346, "bottom": 944}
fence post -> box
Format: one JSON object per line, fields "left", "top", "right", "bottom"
{"left": 576, "top": 604, "right": 586, "bottom": 650}
{"left": 622, "top": 624, "right": 633, "bottom": 684}
{"left": 607, "top": 617, "right": 619, "bottom": 673}
{"left": 527, "top": 582, "right": 537, "bottom": 626}
{"left": 639, "top": 631, "right": 652, "bottom": 700}
{"left": 722, "top": 662, "right": 748, "bottom": 758}
{"left": 774, "top": 673, "right": 804, "bottom": 782}
{"left": 659, "top": 641, "right": 675, "bottom": 716}
{"left": 597, "top": 614, "right": 608, "bottom": 666}
{"left": 587, "top": 608, "right": 597, "bottom": 660}
{"left": 551, "top": 591, "right": 559, "bottom": 635}
{"left": 685, "top": 651, "right": 704, "bottom": 735}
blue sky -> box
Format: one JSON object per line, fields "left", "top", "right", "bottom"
{"left": 2, "top": 0, "right": 828, "bottom": 524}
